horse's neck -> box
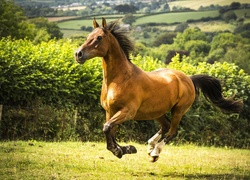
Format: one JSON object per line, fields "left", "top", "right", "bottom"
{"left": 102, "top": 42, "right": 134, "bottom": 86}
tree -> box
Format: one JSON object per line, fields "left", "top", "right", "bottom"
{"left": 184, "top": 40, "right": 210, "bottom": 58}
{"left": 122, "top": 14, "right": 136, "bottom": 24}
{"left": 174, "top": 23, "right": 189, "bottom": 32}
{"left": 173, "top": 28, "right": 208, "bottom": 49}
{"left": 163, "top": 3, "right": 170, "bottom": 11}
{"left": 222, "top": 11, "right": 237, "bottom": 22}
{"left": 114, "top": 4, "right": 138, "bottom": 14}
{"left": 0, "top": 0, "right": 36, "bottom": 39}
{"left": 153, "top": 32, "right": 177, "bottom": 46}
{"left": 29, "top": 17, "right": 63, "bottom": 40}
{"left": 234, "top": 23, "right": 250, "bottom": 39}
{"left": 230, "top": 2, "right": 241, "bottom": 10}
{"left": 210, "top": 32, "right": 245, "bottom": 52}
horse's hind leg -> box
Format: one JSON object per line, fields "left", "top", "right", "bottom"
{"left": 147, "top": 115, "right": 170, "bottom": 157}
{"left": 149, "top": 105, "right": 189, "bottom": 162}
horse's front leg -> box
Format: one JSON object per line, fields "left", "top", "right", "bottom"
{"left": 103, "top": 124, "right": 124, "bottom": 158}
{"left": 103, "top": 108, "right": 137, "bottom": 158}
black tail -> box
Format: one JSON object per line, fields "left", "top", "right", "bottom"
{"left": 190, "top": 75, "right": 243, "bottom": 113}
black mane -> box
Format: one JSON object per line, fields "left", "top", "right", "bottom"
{"left": 106, "top": 21, "right": 134, "bottom": 61}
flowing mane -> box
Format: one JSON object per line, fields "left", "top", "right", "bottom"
{"left": 106, "top": 21, "right": 134, "bottom": 61}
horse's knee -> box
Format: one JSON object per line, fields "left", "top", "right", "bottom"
{"left": 103, "top": 123, "right": 111, "bottom": 134}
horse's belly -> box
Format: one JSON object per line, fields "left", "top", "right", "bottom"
{"left": 133, "top": 97, "right": 176, "bottom": 120}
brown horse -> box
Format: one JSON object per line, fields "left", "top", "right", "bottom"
{"left": 75, "top": 18, "right": 243, "bottom": 162}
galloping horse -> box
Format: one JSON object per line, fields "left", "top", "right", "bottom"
{"left": 75, "top": 18, "right": 243, "bottom": 162}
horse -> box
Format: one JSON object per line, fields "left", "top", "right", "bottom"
{"left": 75, "top": 18, "right": 243, "bottom": 162}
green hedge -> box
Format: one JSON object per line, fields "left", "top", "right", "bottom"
{"left": 0, "top": 38, "right": 249, "bottom": 148}
{"left": 0, "top": 37, "right": 102, "bottom": 106}
{"left": 168, "top": 55, "right": 250, "bottom": 148}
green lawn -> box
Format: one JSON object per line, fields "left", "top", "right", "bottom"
{"left": 0, "top": 141, "right": 249, "bottom": 179}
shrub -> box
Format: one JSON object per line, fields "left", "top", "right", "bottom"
{"left": 168, "top": 55, "right": 250, "bottom": 148}
{"left": 0, "top": 38, "right": 249, "bottom": 148}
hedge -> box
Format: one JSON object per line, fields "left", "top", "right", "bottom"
{"left": 0, "top": 38, "right": 249, "bottom": 148}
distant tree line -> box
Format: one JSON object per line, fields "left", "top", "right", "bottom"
{"left": 0, "top": 0, "right": 63, "bottom": 43}
{"left": 13, "top": 0, "right": 250, "bottom": 18}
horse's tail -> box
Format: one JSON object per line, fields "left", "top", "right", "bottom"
{"left": 190, "top": 74, "right": 243, "bottom": 113}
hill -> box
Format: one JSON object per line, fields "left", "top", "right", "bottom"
{"left": 168, "top": 0, "right": 250, "bottom": 10}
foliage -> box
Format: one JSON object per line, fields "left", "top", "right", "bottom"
{"left": 174, "top": 22, "right": 189, "bottom": 32}
{"left": 0, "top": 0, "right": 63, "bottom": 43}
{"left": 152, "top": 32, "right": 177, "bottom": 46}
{"left": 0, "top": 0, "right": 35, "bottom": 39}
{"left": 234, "top": 23, "right": 250, "bottom": 39}
{"left": 29, "top": 17, "right": 63, "bottom": 40}
{"left": 122, "top": 14, "right": 136, "bottom": 24}
{"left": 168, "top": 55, "right": 250, "bottom": 148}
{"left": 114, "top": 4, "right": 138, "bottom": 14}
{"left": 222, "top": 11, "right": 237, "bottom": 22}
{"left": 0, "top": 38, "right": 103, "bottom": 140}
{"left": 168, "top": 28, "right": 250, "bottom": 74}
{"left": 184, "top": 40, "right": 210, "bottom": 57}
{"left": 173, "top": 28, "right": 208, "bottom": 50}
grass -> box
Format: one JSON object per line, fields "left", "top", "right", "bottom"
{"left": 57, "top": 11, "right": 220, "bottom": 30}
{"left": 60, "top": 29, "right": 87, "bottom": 38}
{"left": 188, "top": 20, "right": 236, "bottom": 32}
{"left": 58, "top": 19, "right": 92, "bottom": 30}
{"left": 134, "top": 10, "right": 219, "bottom": 25}
{"left": 0, "top": 141, "right": 249, "bottom": 179}
{"left": 168, "top": 0, "right": 250, "bottom": 10}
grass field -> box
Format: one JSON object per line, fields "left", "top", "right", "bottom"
{"left": 168, "top": 0, "right": 250, "bottom": 10}
{"left": 188, "top": 20, "right": 235, "bottom": 32}
{"left": 0, "top": 141, "right": 249, "bottom": 179}
{"left": 57, "top": 11, "right": 219, "bottom": 29}
{"left": 58, "top": 17, "right": 121, "bottom": 30}
{"left": 134, "top": 10, "right": 219, "bottom": 25}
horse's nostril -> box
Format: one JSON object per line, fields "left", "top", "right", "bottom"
{"left": 78, "top": 51, "right": 83, "bottom": 58}
{"left": 75, "top": 51, "right": 82, "bottom": 58}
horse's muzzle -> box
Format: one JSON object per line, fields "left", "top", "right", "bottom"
{"left": 75, "top": 50, "right": 87, "bottom": 64}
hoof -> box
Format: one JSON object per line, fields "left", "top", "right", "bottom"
{"left": 121, "top": 145, "right": 137, "bottom": 154}
{"left": 148, "top": 155, "right": 159, "bottom": 163}
{"left": 113, "top": 146, "right": 123, "bottom": 158}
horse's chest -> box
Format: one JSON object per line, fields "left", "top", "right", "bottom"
{"left": 101, "top": 87, "right": 122, "bottom": 111}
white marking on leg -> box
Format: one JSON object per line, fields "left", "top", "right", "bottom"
{"left": 147, "top": 133, "right": 161, "bottom": 154}
{"left": 150, "top": 140, "right": 166, "bottom": 157}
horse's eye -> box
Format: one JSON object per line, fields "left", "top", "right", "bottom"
{"left": 97, "top": 36, "right": 102, "bottom": 41}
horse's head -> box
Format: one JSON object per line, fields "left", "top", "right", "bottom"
{"left": 75, "top": 18, "right": 109, "bottom": 64}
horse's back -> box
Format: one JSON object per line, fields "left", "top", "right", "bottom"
{"left": 148, "top": 68, "right": 194, "bottom": 89}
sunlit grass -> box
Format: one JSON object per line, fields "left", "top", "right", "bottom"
{"left": 0, "top": 141, "right": 249, "bottom": 179}
{"left": 134, "top": 11, "right": 219, "bottom": 25}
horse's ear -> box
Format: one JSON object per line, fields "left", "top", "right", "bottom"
{"left": 93, "top": 17, "right": 99, "bottom": 28}
{"left": 102, "top": 17, "right": 107, "bottom": 30}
